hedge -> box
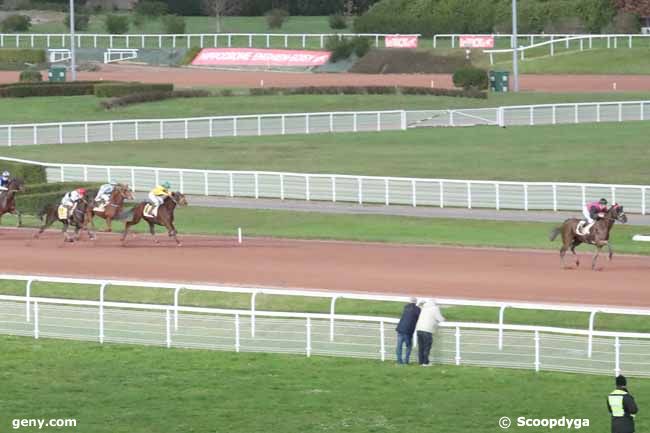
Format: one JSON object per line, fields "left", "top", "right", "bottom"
{"left": 15, "top": 182, "right": 101, "bottom": 216}
{"left": 19, "top": 70, "right": 43, "bottom": 83}
{"left": 0, "top": 161, "right": 46, "bottom": 184}
{"left": 0, "top": 82, "right": 97, "bottom": 98}
{"left": 452, "top": 67, "right": 489, "bottom": 91}
{"left": 0, "top": 49, "right": 46, "bottom": 66}
{"left": 24, "top": 182, "right": 101, "bottom": 195}
{"left": 94, "top": 83, "right": 174, "bottom": 98}
{"left": 100, "top": 89, "right": 210, "bottom": 109}
{"left": 249, "top": 86, "right": 486, "bottom": 99}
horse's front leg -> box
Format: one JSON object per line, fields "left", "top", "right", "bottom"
{"left": 15, "top": 210, "right": 22, "bottom": 228}
{"left": 105, "top": 217, "right": 113, "bottom": 233}
{"left": 592, "top": 245, "right": 603, "bottom": 270}
{"left": 149, "top": 221, "right": 159, "bottom": 244}
{"left": 607, "top": 242, "right": 613, "bottom": 261}
{"left": 168, "top": 223, "right": 181, "bottom": 246}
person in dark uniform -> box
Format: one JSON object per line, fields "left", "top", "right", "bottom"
{"left": 395, "top": 297, "right": 420, "bottom": 364}
{"left": 607, "top": 375, "right": 638, "bottom": 433}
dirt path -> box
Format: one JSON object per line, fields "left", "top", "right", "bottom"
{"left": 2, "top": 228, "right": 649, "bottom": 307}
{"left": 2, "top": 64, "right": 650, "bottom": 92}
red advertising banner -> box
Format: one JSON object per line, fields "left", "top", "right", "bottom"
{"left": 191, "top": 48, "right": 331, "bottom": 67}
{"left": 385, "top": 35, "right": 419, "bottom": 49}
{"left": 459, "top": 35, "right": 495, "bottom": 49}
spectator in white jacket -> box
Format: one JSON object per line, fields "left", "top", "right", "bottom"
{"left": 415, "top": 300, "right": 445, "bottom": 366}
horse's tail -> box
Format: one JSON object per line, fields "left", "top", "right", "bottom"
{"left": 549, "top": 227, "right": 562, "bottom": 241}
{"left": 114, "top": 207, "right": 135, "bottom": 221}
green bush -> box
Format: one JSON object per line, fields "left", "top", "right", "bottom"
{"left": 64, "top": 13, "right": 90, "bottom": 31}
{"left": 452, "top": 67, "right": 488, "bottom": 91}
{"left": 14, "top": 182, "right": 101, "bottom": 215}
{"left": 351, "top": 37, "right": 371, "bottom": 58}
{"left": 94, "top": 82, "right": 174, "bottom": 98}
{"left": 24, "top": 182, "right": 101, "bottom": 195}
{"left": 328, "top": 14, "right": 347, "bottom": 29}
{"left": 0, "top": 161, "right": 46, "bottom": 184}
{"left": 0, "top": 49, "right": 46, "bottom": 67}
{"left": 161, "top": 14, "right": 186, "bottom": 34}
{"left": 100, "top": 89, "right": 210, "bottom": 109}
{"left": 0, "top": 82, "right": 97, "bottom": 98}
{"left": 135, "top": 0, "right": 168, "bottom": 16}
{"left": 246, "top": 85, "right": 486, "bottom": 99}
{"left": 326, "top": 36, "right": 354, "bottom": 62}
{"left": 19, "top": 69, "right": 42, "bottom": 82}
{"left": 265, "top": 8, "right": 289, "bottom": 29}
{"left": 1, "top": 14, "right": 31, "bottom": 32}
{"left": 104, "top": 14, "right": 130, "bottom": 34}
{"left": 181, "top": 46, "right": 201, "bottom": 65}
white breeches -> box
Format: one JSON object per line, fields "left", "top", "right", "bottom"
{"left": 149, "top": 193, "right": 164, "bottom": 206}
{"left": 582, "top": 207, "right": 594, "bottom": 224}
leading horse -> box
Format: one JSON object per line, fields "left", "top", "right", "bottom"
{"left": 0, "top": 178, "right": 25, "bottom": 227}
{"left": 549, "top": 204, "right": 627, "bottom": 270}
{"left": 118, "top": 192, "right": 188, "bottom": 246}
{"left": 88, "top": 184, "right": 134, "bottom": 232}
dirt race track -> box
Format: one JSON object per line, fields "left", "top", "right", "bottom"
{"left": 2, "top": 64, "right": 650, "bottom": 92}
{"left": 2, "top": 228, "right": 649, "bottom": 307}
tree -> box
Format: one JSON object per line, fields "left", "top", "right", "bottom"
{"left": 201, "top": 0, "right": 242, "bottom": 32}
{"left": 613, "top": 0, "right": 650, "bottom": 16}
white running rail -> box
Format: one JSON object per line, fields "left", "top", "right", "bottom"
{"left": 0, "top": 33, "right": 420, "bottom": 50}
{"left": 1, "top": 156, "right": 648, "bottom": 214}
{"left": 2, "top": 274, "right": 650, "bottom": 376}
{"left": 2, "top": 101, "right": 649, "bottom": 147}
{"left": 103, "top": 48, "right": 138, "bottom": 64}
{"left": 433, "top": 33, "right": 650, "bottom": 49}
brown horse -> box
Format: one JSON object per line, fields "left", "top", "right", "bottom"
{"left": 88, "top": 184, "right": 134, "bottom": 232}
{"left": 0, "top": 178, "right": 25, "bottom": 227}
{"left": 549, "top": 204, "right": 628, "bottom": 270}
{"left": 35, "top": 197, "right": 96, "bottom": 242}
{"left": 118, "top": 192, "right": 188, "bottom": 246}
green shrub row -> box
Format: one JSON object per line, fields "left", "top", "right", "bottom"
{"left": 0, "top": 49, "right": 46, "bottom": 66}
{"left": 100, "top": 89, "right": 210, "bottom": 109}
{"left": 325, "top": 36, "right": 371, "bottom": 62}
{"left": 248, "top": 86, "right": 486, "bottom": 99}
{"left": 18, "top": 69, "right": 43, "bottom": 83}
{"left": 94, "top": 83, "right": 174, "bottom": 98}
{"left": 0, "top": 161, "right": 46, "bottom": 184}
{"left": 452, "top": 67, "right": 489, "bottom": 91}
{"left": 0, "top": 82, "right": 96, "bottom": 98}
{"left": 15, "top": 182, "right": 101, "bottom": 216}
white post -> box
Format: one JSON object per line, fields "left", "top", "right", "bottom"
{"left": 439, "top": 181, "right": 444, "bottom": 208}
{"left": 25, "top": 279, "right": 33, "bottom": 322}
{"left": 233, "top": 117, "right": 238, "bottom": 137}
{"left": 412, "top": 180, "right": 417, "bottom": 207}
{"left": 305, "top": 175, "right": 311, "bottom": 201}
{"left": 83, "top": 166, "right": 88, "bottom": 182}
{"left": 229, "top": 173, "right": 234, "bottom": 197}
{"left": 618, "top": 103, "right": 623, "bottom": 122}
{"left": 233, "top": 313, "right": 241, "bottom": 352}
{"left": 384, "top": 178, "right": 389, "bottom": 205}
{"left": 534, "top": 330, "right": 540, "bottom": 372}
{"left": 254, "top": 173, "right": 259, "bottom": 199}
{"left": 329, "top": 296, "right": 337, "bottom": 342}
{"left": 280, "top": 174, "right": 285, "bottom": 200}
{"left": 281, "top": 115, "right": 286, "bottom": 135}
{"left": 306, "top": 317, "right": 312, "bottom": 357}
{"left": 331, "top": 176, "right": 336, "bottom": 202}
{"left": 495, "top": 184, "right": 500, "bottom": 210}
{"left": 99, "top": 282, "right": 107, "bottom": 344}
{"left": 353, "top": 113, "right": 358, "bottom": 132}
{"left": 160, "top": 120, "right": 164, "bottom": 139}
{"left": 575, "top": 105, "right": 579, "bottom": 124}
{"left": 33, "top": 126, "right": 37, "bottom": 145}
{"left": 174, "top": 287, "right": 181, "bottom": 331}
{"left": 380, "top": 321, "right": 386, "bottom": 362}
{"left": 401, "top": 110, "right": 407, "bottom": 130}
{"left": 59, "top": 124, "right": 64, "bottom": 144}
{"left": 498, "top": 305, "right": 506, "bottom": 350}
{"left": 306, "top": 114, "right": 310, "bottom": 134}
{"left": 134, "top": 121, "right": 139, "bottom": 141}
{"left": 597, "top": 103, "right": 601, "bottom": 123}
{"left": 588, "top": 311, "right": 597, "bottom": 358}
{"left": 552, "top": 184, "right": 558, "bottom": 212}
{"left": 7, "top": 126, "right": 11, "bottom": 147}
{"left": 614, "top": 336, "right": 621, "bottom": 376}
{"left": 257, "top": 116, "right": 262, "bottom": 136}
{"left": 524, "top": 183, "right": 529, "bottom": 211}
{"left": 109, "top": 122, "right": 114, "bottom": 142}
{"left": 467, "top": 182, "right": 472, "bottom": 209}
{"left": 250, "top": 292, "right": 257, "bottom": 337}
{"left": 642, "top": 187, "right": 647, "bottom": 215}
{"left": 455, "top": 326, "right": 461, "bottom": 365}
{"left": 529, "top": 106, "right": 534, "bottom": 125}
{"left": 184, "top": 120, "right": 188, "bottom": 139}
{"left": 204, "top": 172, "right": 209, "bottom": 196}
{"left": 166, "top": 309, "right": 171, "bottom": 348}
{"left": 34, "top": 301, "right": 39, "bottom": 339}
{"left": 377, "top": 112, "right": 381, "bottom": 131}
{"left": 552, "top": 105, "right": 557, "bottom": 125}
{"left": 84, "top": 123, "right": 88, "bottom": 143}
{"left": 329, "top": 113, "right": 334, "bottom": 132}
{"left": 358, "top": 177, "right": 363, "bottom": 204}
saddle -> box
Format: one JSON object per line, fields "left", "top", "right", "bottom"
{"left": 576, "top": 221, "right": 594, "bottom": 236}
{"left": 58, "top": 204, "right": 72, "bottom": 220}
{"left": 93, "top": 201, "right": 107, "bottom": 213}
{"left": 144, "top": 203, "right": 157, "bottom": 218}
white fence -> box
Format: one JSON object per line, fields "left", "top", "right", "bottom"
{"left": 2, "top": 274, "right": 650, "bottom": 376}
{"left": 2, "top": 101, "right": 650, "bottom": 147}
{"left": 0, "top": 33, "right": 419, "bottom": 50}
{"left": 433, "top": 33, "right": 650, "bottom": 49}
{"left": 2, "top": 156, "right": 649, "bottom": 214}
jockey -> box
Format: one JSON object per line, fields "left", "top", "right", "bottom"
{"left": 0, "top": 171, "right": 10, "bottom": 191}
{"left": 95, "top": 180, "right": 118, "bottom": 208}
{"left": 61, "top": 188, "right": 87, "bottom": 218}
{"left": 148, "top": 181, "right": 171, "bottom": 215}
{"left": 580, "top": 198, "right": 608, "bottom": 235}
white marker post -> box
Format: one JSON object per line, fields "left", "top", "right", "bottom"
{"left": 237, "top": 227, "right": 242, "bottom": 244}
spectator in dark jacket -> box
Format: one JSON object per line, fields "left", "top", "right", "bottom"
{"left": 608, "top": 375, "right": 638, "bottom": 433}
{"left": 395, "top": 297, "right": 421, "bottom": 364}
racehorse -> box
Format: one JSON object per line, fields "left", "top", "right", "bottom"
{"left": 0, "top": 178, "right": 25, "bottom": 227}
{"left": 118, "top": 192, "right": 188, "bottom": 246}
{"left": 88, "top": 184, "right": 134, "bottom": 232}
{"left": 549, "top": 204, "right": 628, "bottom": 270}
{"left": 35, "top": 197, "right": 96, "bottom": 242}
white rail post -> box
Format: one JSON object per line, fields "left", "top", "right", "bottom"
{"left": 25, "top": 279, "right": 33, "bottom": 322}
{"left": 439, "top": 181, "right": 444, "bottom": 208}
{"left": 331, "top": 176, "right": 336, "bottom": 202}
{"left": 412, "top": 180, "right": 417, "bottom": 207}
{"left": 99, "top": 282, "right": 108, "bottom": 344}
{"left": 174, "top": 287, "right": 181, "bottom": 331}
{"left": 280, "top": 174, "right": 285, "bottom": 200}
{"left": 184, "top": 119, "right": 189, "bottom": 139}
{"left": 257, "top": 116, "right": 262, "bottom": 136}
{"left": 449, "top": 110, "right": 454, "bottom": 127}
{"left": 358, "top": 177, "right": 363, "bottom": 204}
{"left": 611, "top": 186, "right": 616, "bottom": 205}
{"left": 467, "top": 182, "right": 472, "bottom": 209}
{"left": 524, "top": 183, "right": 529, "bottom": 211}
{"left": 329, "top": 113, "right": 334, "bottom": 132}
{"left": 84, "top": 123, "right": 88, "bottom": 143}
{"left": 166, "top": 309, "right": 171, "bottom": 348}
{"left": 235, "top": 313, "right": 240, "bottom": 352}
{"left": 60, "top": 166, "right": 65, "bottom": 182}
{"left": 642, "top": 187, "right": 647, "bottom": 215}
{"left": 250, "top": 291, "right": 257, "bottom": 337}
{"left": 229, "top": 172, "right": 234, "bottom": 197}
{"left": 618, "top": 103, "right": 623, "bottom": 122}
{"left": 281, "top": 115, "right": 286, "bottom": 135}
{"left": 253, "top": 173, "right": 259, "bottom": 199}
{"left": 7, "top": 126, "right": 11, "bottom": 147}
{"left": 305, "top": 114, "right": 310, "bottom": 134}
{"left": 575, "top": 105, "right": 579, "bottom": 124}
{"left": 455, "top": 326, "right": 461, "bottom": 365}
{"left": 495, "top": 183, "right": 500, "bottom": 211}
{"left": 353, "top": 112, "right": 358, "bottom": 132}
{"left": 305, "top": 175, "right": 310, "bottom": 201}
{"left": 59, "top": 124, "right": 63, "bottom": 144}
{"left": 109, "top": 122, "right": 114, "bottom": 142}
{"left": 159, "top": 120, "right": 164, "bottom": 139}
{"left": 329, "top": 296, "right": 338, "bottom": 342}
{"left": 529, "top": 106, "right": 534, "bottom": 125}
{"left": 33, "top": 301, "right": 39, "bottom": 340}
{"left": 614, "top": 336, "right": 621, "bottom": 376}
{"left": 552, "top": 105, "right": 557, "bottom": 124}
{"left": 641, "top": 102, "right": 645, "bottom": 121}
{"left": 380, "top": 320, "right": 386, "bottom": 361}
{"left": 498, "top": 305, "right": 507, "bottom": 350}
{"left": 377, "top": 112, "right": 381, "bottom": 131}
{"left": 306, "top": 317, "right": 312, "bottom": 357}
{"left": 552, "top": 184, "right": 558, "bottom": 212}
{"left": 33, "top": 125, "right": 37, "bottom": 145}
{"left": 597, "top": 103, "right": 601, "bottom": 122}
{"left": 401, "top": 110, "right": 407, "bottom": 130}
{"left": 83, "top": 166, "right": 88, "bottom": 182}
{"left": 134, "top": 121, "right": 139, "bottom": 141}
{"left": 534, "top": 330, "right": 540, "bottom": 372}
{"left": 203, "top": 172, "right": 209, "bottom": 196}
{"left": 384, "top": 178, "right": 389, "bottom": 205}
{"left": 233, "top": 117, "right": 238, "bottom": 137}
{"left": 588, "top": 311, "right": 597, "bottom": 358}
